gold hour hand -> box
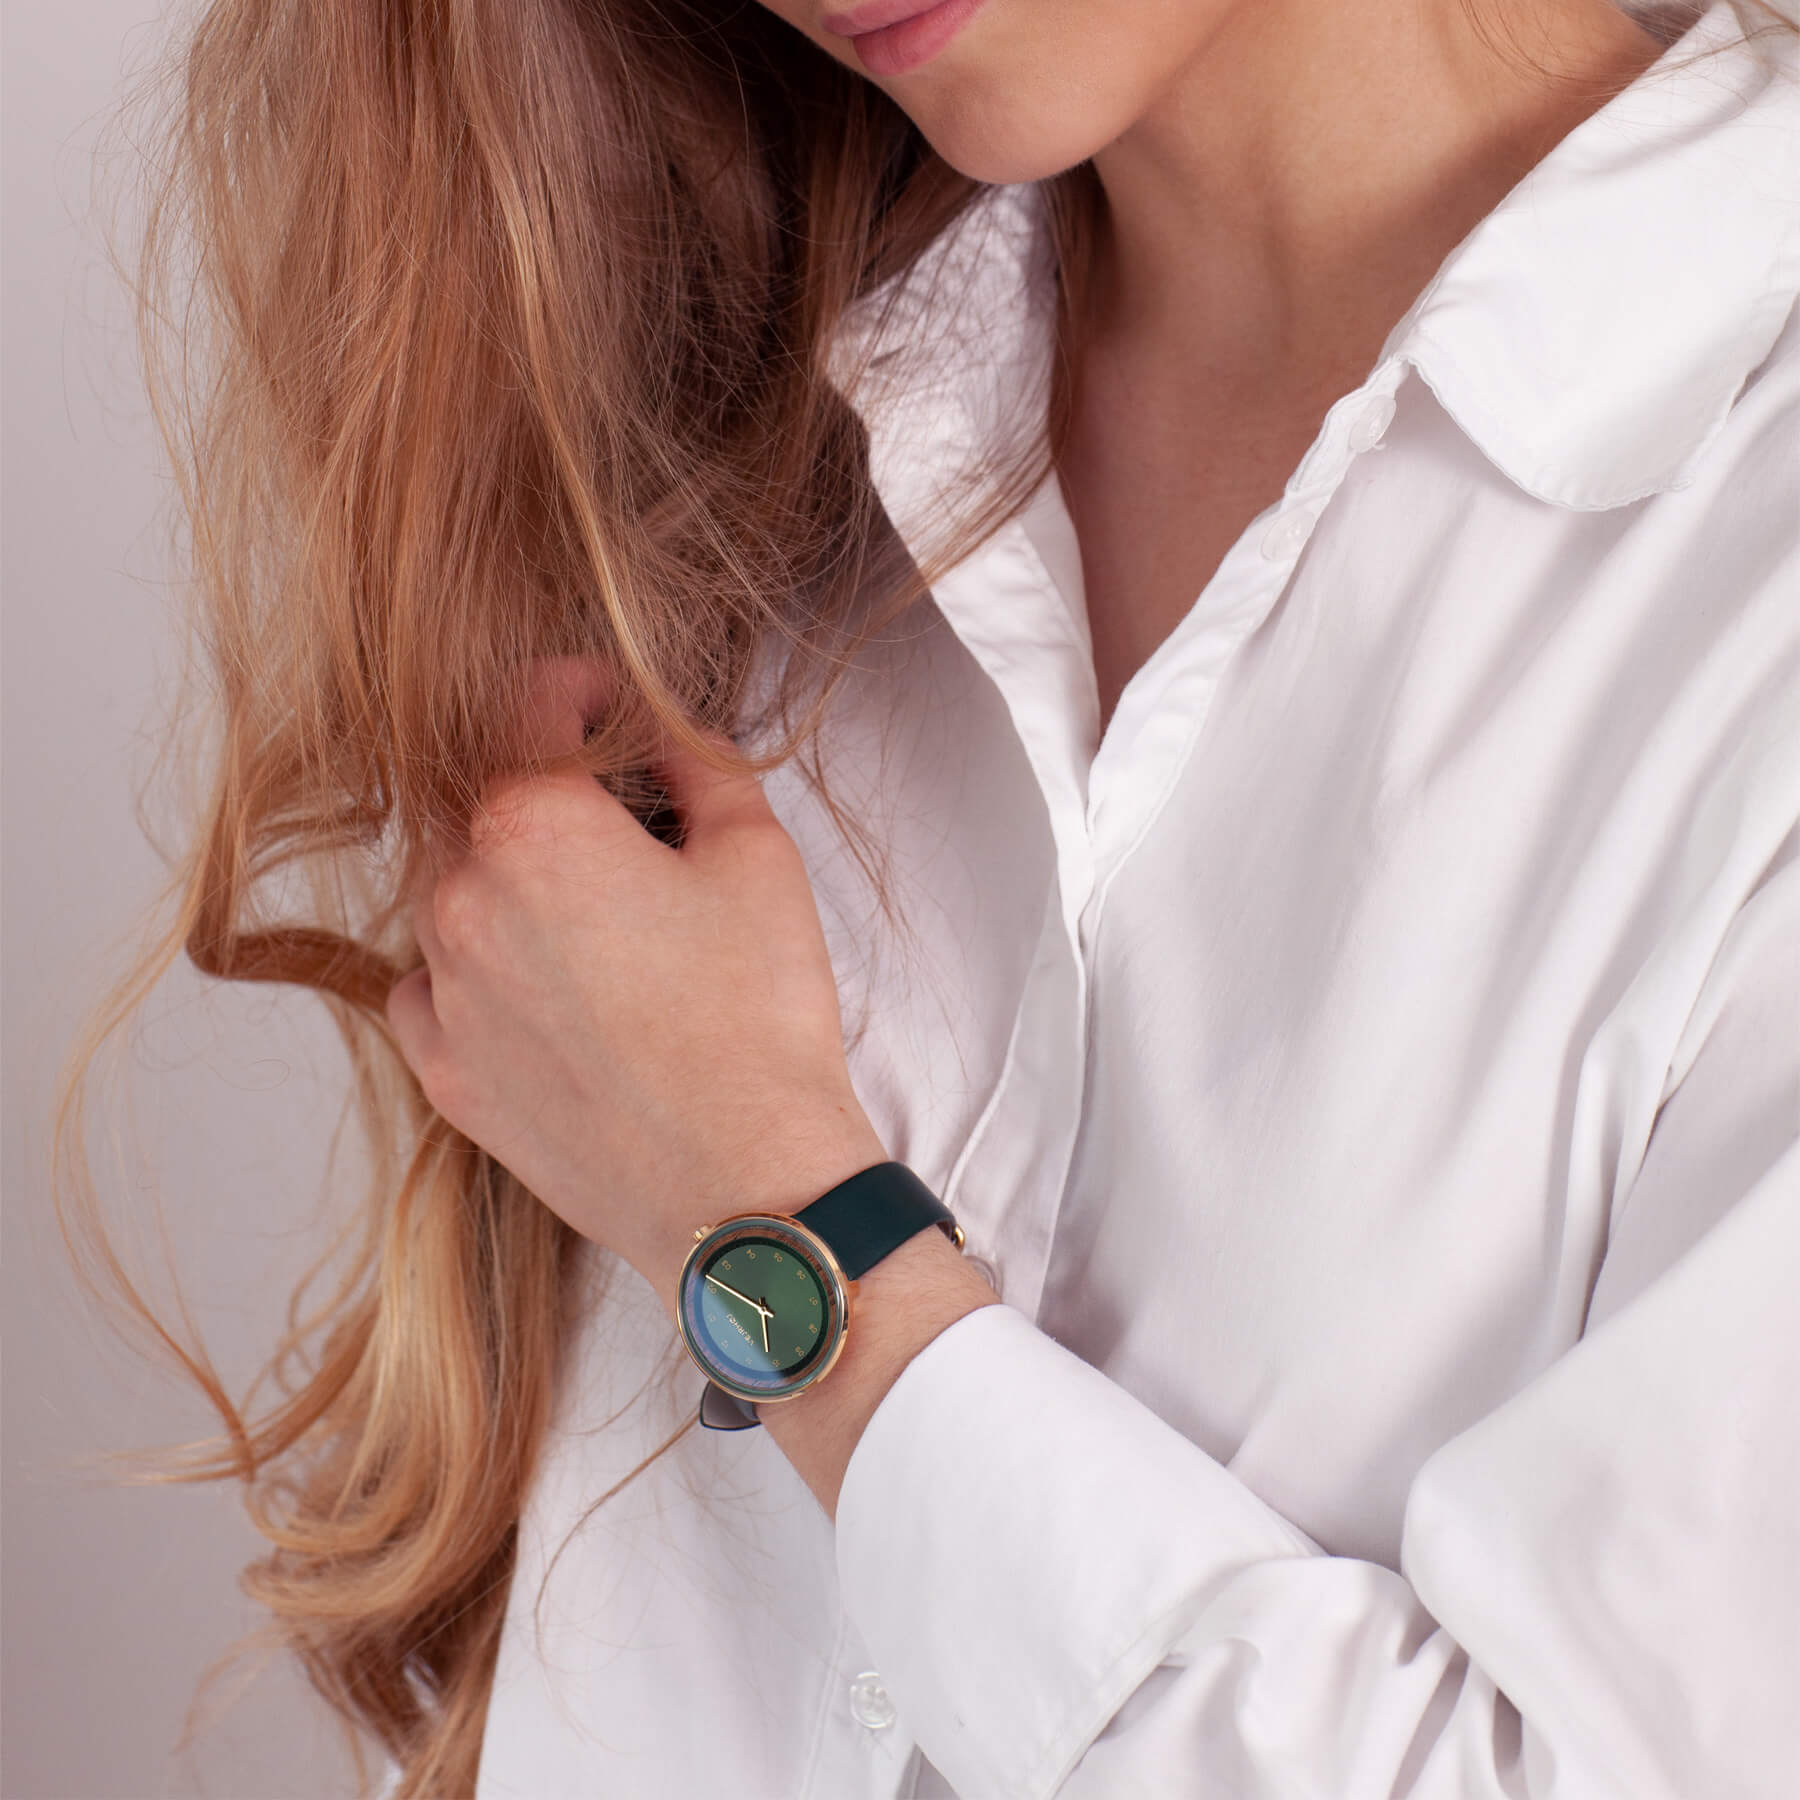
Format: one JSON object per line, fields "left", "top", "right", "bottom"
{"left": 706, "top": 1272, "right": 771, "bottom": 1318}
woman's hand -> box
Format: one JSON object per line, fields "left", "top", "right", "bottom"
{"left": 383, "top": 656, "right": 889, "bottom": 1314}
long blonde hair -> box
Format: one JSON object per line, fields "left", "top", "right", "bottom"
{"left": 54, "top": 1, "right": 1097, "bottom": 1792}
{"left": 54, "top": 0, "right": 1792, "bottom": 1793}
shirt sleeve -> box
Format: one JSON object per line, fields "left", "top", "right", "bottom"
{"left": 834, "top": 839, "right": 1800, "bottom": 1800}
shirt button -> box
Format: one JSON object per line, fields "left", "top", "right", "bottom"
{"left": 1259, "top": 509, "right": 1314, "bottom": 563}
{"left": 964, "top": 1250, "right": 1003, "bottom": 1298}
{"left": 1347, "top": 391, "right": 1397, "bottom": 453}
{"left": 848, "top": 1670, "right": 897, "bottom": 1731}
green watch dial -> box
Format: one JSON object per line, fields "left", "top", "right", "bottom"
{"left": 677, "top": 1214, "right": 850, "bottom": 1404}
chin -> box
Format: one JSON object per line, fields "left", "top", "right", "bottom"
{"left": 892, "top": 76, "right": 1140, "bottom": 184}
{"left": 915, "top": 117, "right": 1106, "bottom": 184}
{"left": 797, "top": 0, "right": 1175, "bottom": 182}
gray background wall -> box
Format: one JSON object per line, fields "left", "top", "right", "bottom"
{"left": 13, "top": 2, "right": 1796, "bottom": 1797}
{"left": 4, "top": 2, "right": 362, "bottom": 1792}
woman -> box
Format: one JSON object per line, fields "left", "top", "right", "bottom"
{"left": 62, "top": 0, "right": 1798, "bottom": 1793}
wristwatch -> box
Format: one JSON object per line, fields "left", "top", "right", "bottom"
{"left": 677, "top": 1160, "right": 964, "bottom": 1431}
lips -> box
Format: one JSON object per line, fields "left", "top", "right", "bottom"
{"left": 820, "top": 0, "right": 987, "bottom": 77}
{"left": 820, "top": 0, "right": 942, "bottom": 31}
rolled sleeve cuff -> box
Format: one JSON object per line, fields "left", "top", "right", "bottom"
{"left": 834, "top": 1302, "right": 1319, "bottom": 1800}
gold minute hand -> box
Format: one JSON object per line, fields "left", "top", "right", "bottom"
{"left": 706, "top": 1272, "right": 772, "bottom": 1318}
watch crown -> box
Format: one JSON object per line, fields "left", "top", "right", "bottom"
{"left": 693, "top": 1226, "right": 710, "bottom": 1241}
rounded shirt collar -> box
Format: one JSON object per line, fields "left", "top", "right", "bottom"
{"left": 827, "top": 0, "right": 1800, "bottom": 530}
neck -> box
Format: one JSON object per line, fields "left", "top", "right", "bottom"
{"left": 1080, "top": 0, "right": 1668, "bottom": 387}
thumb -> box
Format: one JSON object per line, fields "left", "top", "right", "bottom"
{"left": 650, "top": 719, "right": 773, "bottom": 849}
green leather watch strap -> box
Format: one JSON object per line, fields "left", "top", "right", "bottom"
{"left": 693, "top": 1162, "right": 961, "bottom": 1433}
{"left": 792, "top": 1161, "right": 960, "bottom": 1280}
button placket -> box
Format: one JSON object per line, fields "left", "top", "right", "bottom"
{"left": 942, "top": 881, "right": 1088, "bottom": 1324}
{"left": 1348, "top": 389, "right": 1398, "bottom": 453}
{"left": 944, "top": 366, "right": 1414, "bottom": 1329}
{"left": 909, "top": 511, "right": 1100, "bottom": 1324}
{"left": 806, "top": 1624, "right": 919, "bottom": 1799}
{"left": 848, "top": 1670, "right": 898, "bottom": 1732}
{"left": 1256, "top": 367, "right": 1404, "bottom": 567}
{"left": 1259, "top": 507, "right": 1317, "bottom": 563}
{"left": 926, "top": 522, "right": 1097, "bottom": 870}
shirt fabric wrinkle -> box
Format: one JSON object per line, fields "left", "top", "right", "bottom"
{"left": 471, "top": 4, "right": 1800, "bottom": 1796}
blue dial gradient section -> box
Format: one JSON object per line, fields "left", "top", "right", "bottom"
{"left": 677, "top": 1214, "right": 850, "bottom": 1403}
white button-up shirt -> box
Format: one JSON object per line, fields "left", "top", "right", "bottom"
{"left": 473, "top": 4, "right": 1800, "bottom": 1795}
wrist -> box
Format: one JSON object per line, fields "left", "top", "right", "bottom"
{"left": 665, "top": 1151, "right": 1000, "bottom": 1515}
{"left": 758, "top": 1225, "right": 1000, "bottom": 1518}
